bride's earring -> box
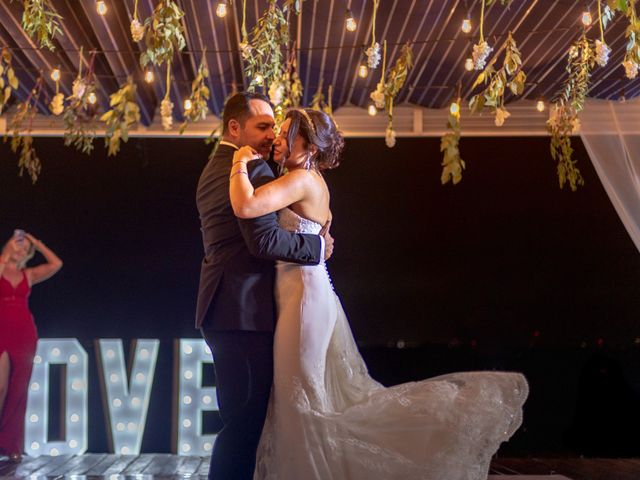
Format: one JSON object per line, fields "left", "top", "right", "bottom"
{"left": 305, "top": 153, "right": 312, "bottom": 171}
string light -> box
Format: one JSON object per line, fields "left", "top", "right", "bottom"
{"left": 536, "top": 99, "right": 545, "bottom": 112}
{"left": 367, "top": 104, "right": 377, "bottom": 116}
{"left": 345, "top": 10, "right": 357, "bottom": 32}
{"left": 88, "top": 92, "right": 97, "bottom": 104}
{"left": 581, "top": 10, "right": 592, "bottom": 26}
{"left": 96, "top": 1, "right": 107, "bottom": 15}
{"left": 216, "top": 2, "right": 228, "bottom": 18}
{"left": 358, "top": 64, "right": 368, "bottom": 78}
{"left": 461, "top": 18, "right": 472, "bottom": 33}
{"left": 464, "top": 58, "right": 474, "bottom": 71}
{"left": 50, "top": 68, "right": 61, "bottom": 82}
{"left": 449, "top": 101, "right": 460, "bottom": 115}
{"left": 184, "top": 99, "right": 192, "bottom": 111}
{"left": 144, "top": 70, "right": 154, "bottom": 83}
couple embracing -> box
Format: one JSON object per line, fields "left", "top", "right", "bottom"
{"left": 195, "top": 92, "right": 528, "bottom": 480}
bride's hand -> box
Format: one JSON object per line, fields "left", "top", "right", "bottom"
{"left": 234, "top": 146, "right": 261, "bottom": 164}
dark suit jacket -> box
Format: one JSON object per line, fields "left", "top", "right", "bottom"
{"left": 195, "top": 144, "right": 322, "bottom": 331}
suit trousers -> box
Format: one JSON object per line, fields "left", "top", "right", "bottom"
{"left": 200, "top": 327, "right": 274, "bottom": 480}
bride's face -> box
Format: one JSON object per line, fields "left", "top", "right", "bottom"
{"left": 273, "top": 118, "right": 310, "bottom": 170}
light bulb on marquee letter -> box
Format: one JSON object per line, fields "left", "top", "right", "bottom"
{"left": 25, "top": 339, "right": 89, "bottom": 456}
{"left": 176, "top": 339, "right": 218, "bottom": 455}
{"left": 97, "top": 339, "right": 159, "bottom": 455}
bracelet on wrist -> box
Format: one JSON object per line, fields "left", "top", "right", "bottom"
{"left": 230, "top": 170, "right": 248, "bottom": 179}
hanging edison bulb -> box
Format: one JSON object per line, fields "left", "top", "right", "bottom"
{"left": 581, "top": 11, "right": 592, "bottom": 26}
{"left": 449, "top": 100, "right": 460, "bottom": 115}
{"left": 464, "top": 58, "right": 474, "bottom": 71}
{"left": 96, "top": 1, "right": 107, "bottom": 15}
{"left": 461, "top": 18, "right": 472, "bottom": 33}
{"left": 144, "top": 70, "right": 154, "bottom": 83}
{"left": 88, "top": 92, "right": 97, "bottom": 104}
{"left": 216, "top": 2, "right": 228, "bottom": 18}
{"left": 345, "top": 10, "right": 357, "bottom": 32}
{"left": 536, "top": 99, "right": 545, "bottom": 112}
{"left": 50, "top": 68, "right": 61, "bottom": 82}
{"left": 358, "top": 64, "right": 368, "bottom": 78}
{"left": 367, "top": 104, "right": 377, "bottom": 116}
{"left": 184, "top": 99, "right": 192, "bottom": 111}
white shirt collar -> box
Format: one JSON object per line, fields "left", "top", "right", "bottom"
{"left": 219, "top": 140, "right": 239, "bottom": 150}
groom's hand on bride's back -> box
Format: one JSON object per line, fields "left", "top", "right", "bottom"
{"left": 320, "top": 219, "right": 334, "bottom": 260}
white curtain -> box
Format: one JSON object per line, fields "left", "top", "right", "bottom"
{"left": 579, "top": 98, "right": 640, "bottom": 253}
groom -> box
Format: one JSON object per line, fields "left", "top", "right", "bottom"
{"left": 195, "top": 92, "right": 333, "bottom": 480}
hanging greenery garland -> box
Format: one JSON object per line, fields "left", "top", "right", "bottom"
{"left": 180, "top": 53, "right": 210, "bottom": 134}
{"left": 0, "top": 48, "right": 19, "bottom": 115}
{"left": 139, "top": 0, "right": 186, "bottom": 68}
{"left": 100, "top": 77, "right": 141, "bottom": 156}
{"left": 469, "top": 31, "right": 526, "bottom": 127}
{"left": 547, "top": 34, "right": 595, "bottom": 191}
{"left": 4, "top": 76, "right": 44, "bottom": 183}
{"left": 17, "top": 0, "right": 63, "bottom": 51}
{"left": 64, "top": 49, "right": 98, "bottom": 155}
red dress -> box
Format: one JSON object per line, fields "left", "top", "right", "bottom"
{"left": 0, "top": 271, "right": 38, "bottom": 456}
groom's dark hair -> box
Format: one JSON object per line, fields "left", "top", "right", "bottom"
{"left": 222, "top": 92, "right": 272, "bottom": 134}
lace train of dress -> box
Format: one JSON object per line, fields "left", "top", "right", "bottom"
{"left": 254, "top": 208, "right": 528, "bottom": 480}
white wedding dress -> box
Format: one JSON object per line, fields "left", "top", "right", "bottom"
{"left": 254, "top": 208, "right": 528, "bottom": 480}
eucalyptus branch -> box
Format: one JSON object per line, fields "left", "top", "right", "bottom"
{"left": 440, "top": 98, "right": 465, "bottom": 185}
{"left": 546, "top": 34, "right": 595, "bottom": 191}
{"left": 0, "top": 48, "right": 19, "bottom": 115}
{"left": 140, "top": 0, "right": 186, "bottom": 68}
{"left": 243, "top": 0, "right": 292, "bottom": 92}
{"left": 64, "top": 51, "right": 98, "bottom": 155}
{"left": 4, "top": 76, "right": 44, "bottom": 183}
{"left": 469, "top": 31, "right": 526, "bottom": 126}
{"left": 15, "top": 0, "right": 63, "bottom": 51}
{"left": 100, "top": 77, "right": 141, "bottom": 156}
{"left": 180, "top": 55, "right": 210, "bottom": 134}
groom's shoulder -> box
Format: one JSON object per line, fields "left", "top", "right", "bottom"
{"left": 248, "top": 159, "right": 276, "bottom": 184}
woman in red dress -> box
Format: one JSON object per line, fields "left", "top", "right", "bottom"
{"left": 0, "top": 231, "right": 62, "bottom": 462}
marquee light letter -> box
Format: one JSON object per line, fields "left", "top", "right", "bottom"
{"left": 96, "top": 339, "right": 159, "bottom": 454}
{"left": 175, "top": 339, "right": 218, "bottom": 455}
{"left": 25, "top": 339, "right": 88, "bottom": 456}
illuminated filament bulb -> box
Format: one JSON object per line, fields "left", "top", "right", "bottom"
{"left": 464, "top": 58, "right": 474, "bottom": 71}
{"left": 367, "top": 104, "right": 377, "bottom": 116}
{"left": 536, "top": 99, "right": 545, "bottom": 112}
{"left": 254, "top": 73, "right": 264, "bottom": 85}
{"left": 449, "top": 101, "right": 460, "bottom": 115}
{"left": 581, "top": 11, "right": 592, "bottom": 26}
{"left": 50, "top": 68, "right": 61, "bottom": 82}
{"left": 184, "top": 99, "right": 192, "bottom": 111}
{"left": 88, "top": 92, "right": 97, "bottom": 105}
{"left": 461, "top": 18, "right": 472, "bottom": 33}
{"left": 144, "top": 70, "right": 154, "bottom": 83}
{"left": 358, "top": 64, "right": 368, "bottom": 78}
{"left": 96, "top": 1, "right": 107, "bottom": 15}
{"left": 216, "top": 2, "right": 228, "bottom": 18}
{"left": 345, "top": 10, "right": 357, "bottom": 32}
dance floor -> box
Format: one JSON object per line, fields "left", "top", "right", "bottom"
{"left": 0, "top": 455, "right": 638, "bottom": 479}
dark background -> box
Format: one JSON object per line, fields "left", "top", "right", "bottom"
{"left": 1, "top": 135, "right": 639, "bottom": 456}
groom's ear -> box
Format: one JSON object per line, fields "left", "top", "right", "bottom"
{"left": 227, "top": 119, "right": 241, "bottom": 139}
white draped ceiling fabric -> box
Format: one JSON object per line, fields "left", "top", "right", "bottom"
{"left": 580, "top": 99, "right": 640, "bottom": 253}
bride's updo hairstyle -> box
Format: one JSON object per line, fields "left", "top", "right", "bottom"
{"left": 284, "top": 108, "right": 344, "bottom": 171}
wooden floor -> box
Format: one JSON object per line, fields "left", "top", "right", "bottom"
{"left": 0, "top": 455, "right": 639, "bottom": 479}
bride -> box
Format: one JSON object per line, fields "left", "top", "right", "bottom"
{"left": 229, "top": 108, "right": 528, "bottom": 480}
